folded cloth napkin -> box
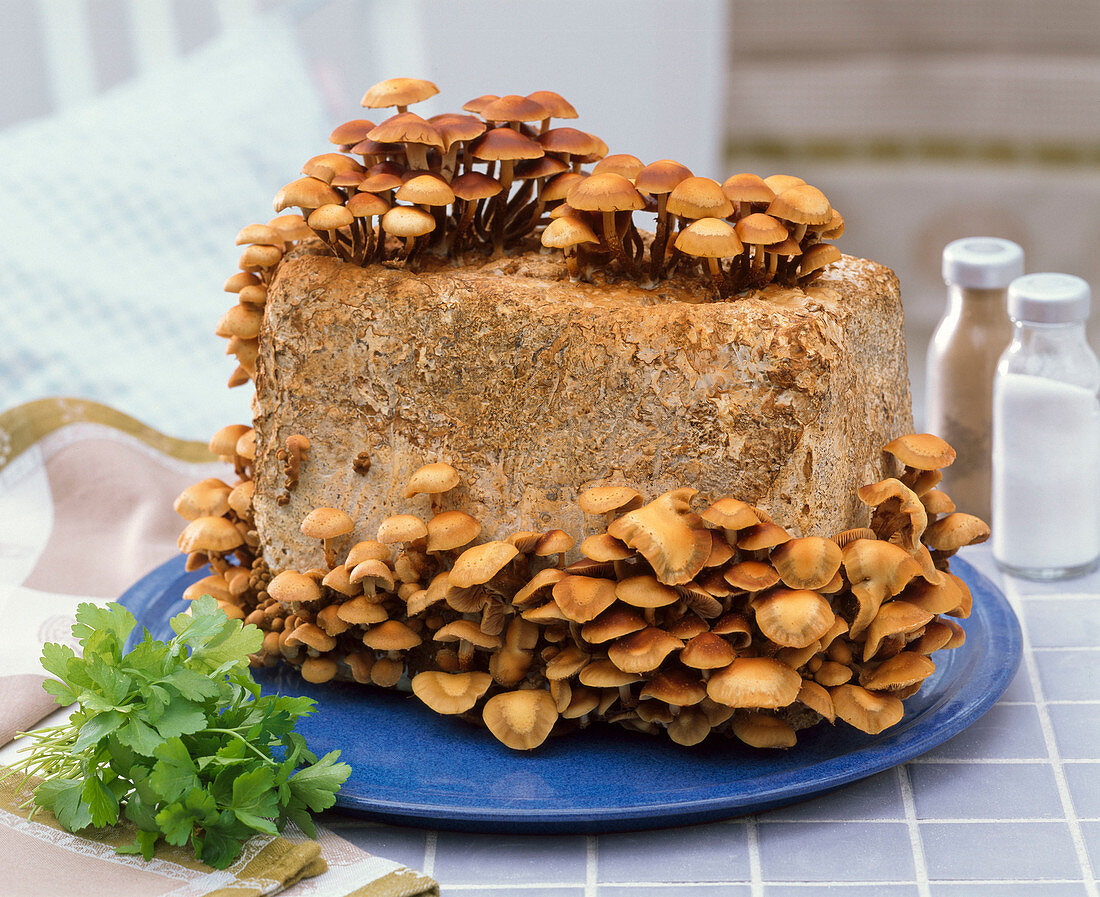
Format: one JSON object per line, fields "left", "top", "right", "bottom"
{"left": 0, "top": 398, "right": 438, "bottom": 897}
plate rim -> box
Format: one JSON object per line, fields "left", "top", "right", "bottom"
{"left": 120, "top": 553, "right": 1021, "bottom": 831}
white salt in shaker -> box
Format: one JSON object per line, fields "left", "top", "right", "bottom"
{"left": 993, "top": 273, "right": 1100, "bottom": 579}
{"left": 927, "top": 238, "right": 1023, "bottom": 522}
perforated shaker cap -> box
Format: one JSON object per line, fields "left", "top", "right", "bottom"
{"left": 942, "top": 237, "right": 1025, "bottom": 288}
{"left": 1008, "top": 273, "right": 1091, "bottom": 324}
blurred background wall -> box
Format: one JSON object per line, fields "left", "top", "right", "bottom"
{"left": 1, "top": 0, "right": 1098, "bottom": 439}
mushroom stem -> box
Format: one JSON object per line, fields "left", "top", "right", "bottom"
{"left": 489, "top": 161, "right": 516, "bottom": 257}
{"left": 650, "top": 194, "right": 671, "bottom": 280}
{"left": 792, "top": 223, "right": 808, "bottom": 244}
{"left": 707, "top": 257, "right": 726, "bottom": 300}
{"left": 564, "top": 249, "right": 580, "bottom": 281}
{"left": 322, "top": 538, "right": 336, "bottom": 570}
{"left": 601, "top": 210, "right": 634, "bottom": 275}
{"left": 458, "top": 638, "right": 475, "bottom": 671}
{"left": 405, "top": 143, "right": 430, "bottom": 171}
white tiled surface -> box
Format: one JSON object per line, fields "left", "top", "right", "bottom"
{"left": 317, "top": 545, "right": 1100, "bottom": 895}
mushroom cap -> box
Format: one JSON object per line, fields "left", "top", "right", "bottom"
{"left": 347, "top": 191, "right": 391, "bottom": 218}
{"left": 224, "top": 271, "right": 261, "bottom": 293}
{"left": 525, "top": 89, "right": 578, "bottom": 120}
{"left": 377, "top": 514, "right": 428, "bottom": 544}
{"left": 450, "top": 171, "right": 503, "bottom": 201}
{"left": 766, "top": 184, "right": 832, "bottom": 225}
{"left": 607, "top": 627, "right": 683, "bottom": 674}
{"left": 753, "top": 588, "right": 835, "bottom": 649}
{"left": 580, "top": 606, "right": 647, "bottom": 644}
{"left": 680, "top": 632, "right": 738, "bottom": 670}
{"left": 883, "top": 433, "right": 957, "bottom": 470}
{"left": 273, "top": 176, "right": 343, "bottom": 213}
{"left": 291, "top": 622, "right": 336, "bottom": 653}
{"left": 920, "top": 489, "right": 956, "bottom": 517}
{"left": 329, "top": 118, "right": 376, "bottom": 146}
{"left": 361, "top": 77, "right": 439, "bottom": 110}
{"left": 321, "top": 564, "right": 361, "bottom": 597}
{"left": 362, "top": 619, "right": 422, "bottom": 651}
{"left": 513, "top": 566, "right": 566, "bottom": 606}
{"left": 427, "top": 112, "right": 487, "bottom": 146}
{"left": 635, "top": 159, "right": 694, "bottom": 196}
{"left": 577, "top": 659, "right": 642, "bottom": 688}
{"left": 301, "top": 657, "right": 339, "bottom": 684}
{"left": 700, "top": 497, "right": 760, "bottom": 531}
{"left": 607, "top": 488, "right": 711, "bottom": 586}
{"left": 666, "top": 176, "right": 734, "bottom": 219}
{"left": 538, "top": 127, "right": 606, "bottom": 157}
{"left": 732, "top": 711, "right": 797, "bottom": 749}
{"left": 426, "top": 510, "right": 481, "bottom": 552}
{"left": 300, "top": 507, "right": 354, "bottom": 540}
{"left": 482, "top": 689, "right": 558, "bottom": 751}
{"left": 667, "top": 706, "right": 713, "bottom": 746}
{"left": 173, "top": 478, "right": 232, "bottom": 521}
{"left": 209, "top": 424, "right": 250, "bottom": 458}
{"left": 675, "top": 217, "right": 743, "bottom": 259}
{"left": 724, "top": 560, "right": 781, "bottom": 592}
{"left": 396, "top": 174, "right": 456, "bottom": 207}
{"left": 763, "top": 174, "right": 806, "bottom": 193}
{"left": 462, "top": 93, "right": 499, "bottom": 114}
{"left": 580, "top": 532, "right": 633, "bottom": 562}
{"left": 831, "top": 684, "right": 904, "bottom": 735}
{"left": 860, "top": 652, "right": 936, "bottom": 692}
{"left": 470, "top": 126, "right": 544, "bottom": 162}
{"left": 567, "top": 172, "right": 645, "bottom": 213}
{"left": 923, "top": 512, "right": 990, "bottom": 551}
{"left": 770, "top": 536, "right": 843, "bottom": 590}
{"left": 268, "top": 213, "right": 314, "bottom": 242}
{"left": 449, "top": 541, "right": 519, "bottom": 588}
{"left": 381, "top": 205, "right": 436, "bottom": 238}
{"left": 577, "top": 485, "right": 644, "bottom": 516}
{"left": 178, "top": 516, "right": 244, "bottom": 553}
{"left": 640, "top": 669, "right": 707, "bottom": 706}
{"left": 345, "top": 540, "right": 391, "bottom": 567}
{"left": 544, "top": 645, "right": 590, "bottom": 680}
{"left": 668, "top": 614, "right": 711, "bottom": 640}
{"left": 348, "top": 558, "right": 396, "bottom": 591}
{"left": 592, "top": 153, "right": 645, "bottom": 180}
{"left": 735, "top": 212, "right": 788, "bottom": 246}
{"left": 706, "top": 657, "right": 802, "bottom": 709}
{"left": 359, "top": 168, "right": 404, "bottom": 193}
{"left": 481, "top": 94, "right": 549, "bottom": 123}
{"left": 434, "top": 619, "right": 501, "bottom": 650}
{"left": 404, "top": 461, "right": 460, "bottom": 498}
{"left": 552, "top": 575, "right": 618, "bottom": 623}
{"left": 562, "top": 686, "right": 601, "bottom": 719}
{"left": 267, "top": 570, "right": 323, "bottom": 605}
{"left": 765, "top": 237, "right": 803, "bottom": 257}
{"left": 721, "top": 173, "right": 775, "bottom": 205}
{"left": 862, "top": 600, "right": 935, "bottom": 662}
{"left": 534, "top": 529, "right": 575, "bottom": 557}
{"left": 541, "top": 215, "right": 600, "bottom": 249}
{"left": 235, "top": 223, "right": 284, "bottom": 246}
{"left": 800, "top": 243, "right": 842, "bottom": 276}
{"left": 823, "top": 208, "right": 845, "bottom": 238}
{"left": 316, "top": 603, "right": 350, "bottom": 637}
{"left": 302, "top": 153, "right": 365, "bottom": 183}
{"left": 182, "top": 574, "right": 231, "bottom": 603}
{"left": 336, "top": 595, "right": 389, "bottom": 625}
{"left": 615, "top": 574, "right": 679, "bottom": 609}
{"left": 371, "top": 657, "right": 404, "bottom": 688}
{"left": 737, "top": 522, "right": 791, "bottom": 552}
{"left": 796, "top": 679, "right": 836, "bottom": 723}
{"left": 711, "top": 613, "right": 753, "bottom": 648}
{"left": 412, "top": 671, "right": 492, "bottom": 715}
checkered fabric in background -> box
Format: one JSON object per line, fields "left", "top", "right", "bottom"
{"left": 0, "top": 7, "right": 327, "bottom": 440}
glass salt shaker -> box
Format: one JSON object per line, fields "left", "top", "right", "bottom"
{"left": 993, "top": 273, "right": 1100, "bottom": 579}
{"left": 926, "top": 238, "right": 1023, "bottom": 522}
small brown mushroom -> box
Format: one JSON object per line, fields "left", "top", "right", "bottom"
{"left": 831, "top": 684, "right": 904, "bottom": 735}
{"left": 482, "top": 689, "right": 559, "bottom": 751}
{"left": 300, "top": 507, "right": 354, "bottom": 569}
{"left": 732, "top": 711, "right": 797, "bottom": 749}
{"left": 412, "top": 671, "right": 493, "bottom": 715}
{"left": 707, "top": 657, "right": 802, "bottom": 709}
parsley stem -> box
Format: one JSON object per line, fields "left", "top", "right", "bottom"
{"left": 203, "top": 728, "right": 277, "bottom": 766}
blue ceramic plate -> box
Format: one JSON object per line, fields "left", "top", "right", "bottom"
{"left": 120, "top": 555, "right": 1021, "bottom": 833}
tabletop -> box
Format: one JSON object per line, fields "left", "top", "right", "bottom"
{"left": 0, "top": 405, "right": 1096, "bottom": 895}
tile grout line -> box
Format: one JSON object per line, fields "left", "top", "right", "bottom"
{"left": 440, "top": 878, "right": 1092, "bottom": 889}
{"left": 746, "top": 814, "right": 764, "bottom": 897}
{"left": 897, "top": 763, "right": 932, "bottom": 897}
{"left": 585, "top": 835, "right": 597, "bottom": 897}
{"left": 1005, "top": 577, "right": 1099, "bottom": 897}
{"left": 421, "top": 829, "right": 437, "bottom": 879}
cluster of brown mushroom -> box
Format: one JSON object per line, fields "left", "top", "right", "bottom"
{"left": 213, "top": 78, "right": 845, "bottom": 388}
{"left": 175, "top": 432, "right": 989, "bottom": 752}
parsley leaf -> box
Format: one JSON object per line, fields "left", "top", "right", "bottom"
{"left": 3, "top": 599, "right": 351, "bottom": 869}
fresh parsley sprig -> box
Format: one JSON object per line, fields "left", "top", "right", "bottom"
{"left": 3, "top": 597, "right": 351, "bottom": 869}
